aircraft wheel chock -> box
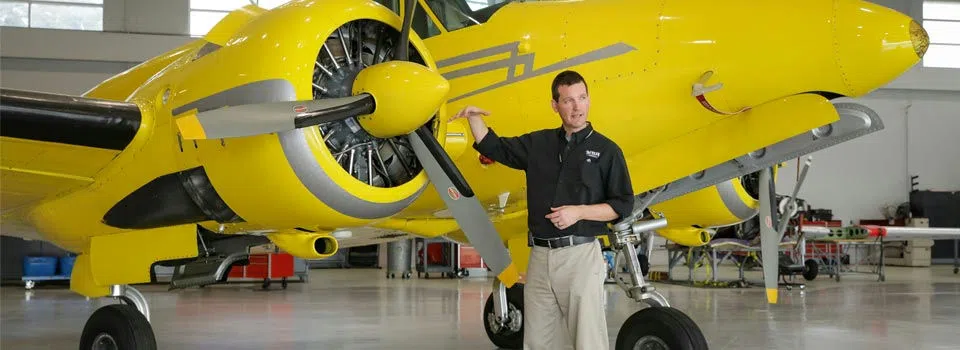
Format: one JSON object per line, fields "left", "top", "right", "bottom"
{"left": 483, "top": 283, "right": 524, "bottom": 349}
{"left": 615, "top": 306, "right": 707, "bottom": 350}
{"left": 79, "top": 304, "right": 157, "bottom": 350}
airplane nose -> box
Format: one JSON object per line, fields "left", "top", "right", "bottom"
{"left": 834, "top": 0, "right": 925, "bottom": 96}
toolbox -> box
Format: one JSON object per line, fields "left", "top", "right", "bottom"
{"left": 227, "top": 253, "right": 295, "bottom": 289}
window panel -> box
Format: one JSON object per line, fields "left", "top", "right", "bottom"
{"left": 923, "top": 44, "right": 960, "bottom": 68}
{"left": 190, "top": 10, "right": 229, "bottom": 37}
{"left": 257, "top": 0, "right": 289, "bottom": 9}
{"left": 0, "top": 1, "right": 29, "bottom": 27}
{"left": 190, "top": 0, "right": 252, "bottom": 11}
{"left": 465, "top": 0, "right": 491, "bottom": 11}
{"left": 29, "top": 3, "right": 102, "bottom": 30}
{"left": 924, "top": 20, "right": 960, "bottom": 45}
{"left": 923, "top": 1, "right": 960, "bottom": 21}
{"left": 39, "top": 0, "right": 104, "bottom": 4}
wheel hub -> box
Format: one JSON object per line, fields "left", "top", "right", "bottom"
{"left": 487, "top": 302, "right": 522, "bottom": 334}
{"left": 92, "top": 333, "right": 118, "bottom": 350}
{"left": 633, "top": 335, "right": 669, "bottom": 350}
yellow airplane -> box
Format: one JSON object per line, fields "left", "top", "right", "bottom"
{"left": 0, "top": 0, "right": 927, "bottom": 348}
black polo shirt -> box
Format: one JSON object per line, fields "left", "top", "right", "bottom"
{"left": 473, "top": 122, "right": 634, "bottom": 239}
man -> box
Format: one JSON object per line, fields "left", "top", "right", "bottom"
{"left": 449, "top": 70, "right": 634, "bottom": 350}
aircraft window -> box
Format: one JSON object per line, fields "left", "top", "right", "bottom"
{"left": 373, "top": 0, "right": 400, "bottom": 14}
{"left": 412, "top": 1, "right": 442, "bottom": 39}
{"left": 424, "top": 0, "right": 513, "bottom": 31}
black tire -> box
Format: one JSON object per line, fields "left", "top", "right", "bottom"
{"left": 615, "top": 307, "right": 708, "bottom": 350}
{"left": 802, "top": 259, "right": 819, "bottom": 281}
{"left": 483, "top": 283, "right": 524, "bottom": 349}
{"left": 79, "top": 304, "right": 157, "bottom": 350}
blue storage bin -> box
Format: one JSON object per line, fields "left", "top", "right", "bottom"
{"left": 23, "top": 256, "right": 57, "bottom": 277}
{"left": 59, "top": 255, "right": 77, "bottom": 276}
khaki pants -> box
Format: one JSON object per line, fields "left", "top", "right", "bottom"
{"left": 523, "top": 239, "right": 608, "bottom": 350}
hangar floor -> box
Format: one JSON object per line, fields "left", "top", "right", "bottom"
{"left": 2, "top": 264, "right": 958, "bottom": 349}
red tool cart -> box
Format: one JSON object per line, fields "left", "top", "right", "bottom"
{"left": 227, "top": 252, "right": 294, "bottom": 289}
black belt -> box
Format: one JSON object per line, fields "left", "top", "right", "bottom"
{"left": 531, "top": 235, "right": 596, "bottom": 249}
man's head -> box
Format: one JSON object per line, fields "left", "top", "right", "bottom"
{"left": 550, "top": 70, "right": 590, "bottom": 133}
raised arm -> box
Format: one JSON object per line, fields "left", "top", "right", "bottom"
{"left": 451, "top": 106, "right": 532, "bottom": 170}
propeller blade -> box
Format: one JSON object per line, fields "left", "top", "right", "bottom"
{"left": 174, "top": 94, "right": 374, "bottom": 140}
{"left": 406, "top": 125, "right": 519, "bottom": 287}
{"left": 395, "top": 0, "right": 417, "bottom": 61}
{"left": 758, "top": 166, "right": 780, "bottom": 304}
{"left": 412, "top": 125, "right": 473, "bottom": 197}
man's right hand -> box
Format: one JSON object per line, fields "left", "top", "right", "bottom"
{"left": 450, "top": 106, "right": 492, "bottom": 143}
{"left": 449, "top": 106, "right": 490, "bottom": 122}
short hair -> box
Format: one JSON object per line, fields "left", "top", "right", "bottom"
{"left": 551, "top": 70, "right": 588, "bottom": 102}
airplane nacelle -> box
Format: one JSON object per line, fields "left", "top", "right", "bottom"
{"left": 650, "top": 175, "right": 760, "bottom": 246}
{"left": 97, "top": 0, "right": 455, "bottom": 232}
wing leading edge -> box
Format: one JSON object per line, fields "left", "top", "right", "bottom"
{"left": 0, "top": 88, "right": 142, "bottom": 150}
{"left": 0, "top": 88, "right": 143, "bottom": 217}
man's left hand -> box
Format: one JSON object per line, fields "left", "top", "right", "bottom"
{"left": 546, "top": 206, "right": 582, "bottom": 230}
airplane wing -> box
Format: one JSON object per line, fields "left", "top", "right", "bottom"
{"left": 0, "top": 88, "right": 141, "bottom": 222}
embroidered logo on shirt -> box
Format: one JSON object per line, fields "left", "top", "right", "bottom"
{"left": 585, "top": 150, "right": 601, "bottom": 159}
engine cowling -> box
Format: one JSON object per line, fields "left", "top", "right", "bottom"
{"left": 649, "top": 174, "right": 760, "bottom": 247}
{"left": 155, "top": 1, "right": 447, "bottom": 231}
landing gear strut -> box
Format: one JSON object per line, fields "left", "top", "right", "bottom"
{"left": 79, "top": 285, "right": 157, "bottom": 350}
{"left": 608, "top": 186, "right": 708, "bottom": 350}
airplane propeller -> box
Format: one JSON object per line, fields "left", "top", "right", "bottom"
{"left": 394, "top": 0, "right": 518, "bottom": 287}
{"left": 758, "top": 157, "right": 812, "bottom": 304}
{"left": 173, "top": 1, "right": 520, "bottom": 287}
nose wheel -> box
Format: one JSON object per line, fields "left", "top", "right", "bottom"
{"left": 79, "top": 285, "right": 157, "bottom": 350}
{"left": 615, "top": 307, "right": 709, "bottom": 350}
{"left": 483, "top": 281, "right": 524, "bottom": 349}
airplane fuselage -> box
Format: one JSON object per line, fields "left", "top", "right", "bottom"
{"left": 6, "top": 0, "right": 923, "bottom": 257}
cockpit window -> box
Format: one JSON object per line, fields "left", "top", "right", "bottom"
{"left": 424, "top": 0, "right": 514, "bottom": 32}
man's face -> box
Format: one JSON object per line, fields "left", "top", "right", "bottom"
{"left": 551, "top": 82, "right": 590, "bottom": 130}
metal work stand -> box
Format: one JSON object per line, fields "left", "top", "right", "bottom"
{"left": 811, "top": 236, "right": 885, "bottom": 282}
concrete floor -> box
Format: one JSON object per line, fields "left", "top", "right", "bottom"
{"left": 2, "top": 264, "right": 959, "bottom": 349}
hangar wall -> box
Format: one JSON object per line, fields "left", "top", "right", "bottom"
{"left": 1, "top": 0, "right": 958, "bottom": 227}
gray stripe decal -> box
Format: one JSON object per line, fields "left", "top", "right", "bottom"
{"left": 171, "top": 79, "right": 296, "bottom": 116}
{"left": 438, "top": 42, "right": 636, "bottom": 102}
{"left": 172, "top": 78, "right": 424, "bottom": 219}
{"left": 436, "top": 42, "right": 518, "bottom": 68}
{"left": 278, "top": 128, "right": 426, "bottom": 219}
{"left": 716, "top": 180, "right": 758, "bottom": 221}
